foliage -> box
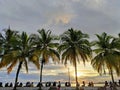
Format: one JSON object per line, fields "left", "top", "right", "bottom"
{"left": 91, "top": 32, "right": 120, "bottom": 83}
{"left": 58, "top": 28, "right": 91, "bottom": 87}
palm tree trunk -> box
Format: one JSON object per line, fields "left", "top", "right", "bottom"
{"left": 13, "top": 61, "right": 23, "bottom": 90}
{"left": 110, "top": 70, "right": 114, "bottom": 83}
{"left": 74, "top": 61, "right": 78, "bottom": 89}
{"left": 39, "top": 59, "right": 44, "bottom": 90}
{"left": 110, "top": 69, "right": 115, "bottom": 83}
{"left": 110, "top": 68, "right": 118, "bottom": 90}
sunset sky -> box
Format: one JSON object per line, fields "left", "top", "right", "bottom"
{"left": 0, "top": 0, "right": 120, "bottom": 85}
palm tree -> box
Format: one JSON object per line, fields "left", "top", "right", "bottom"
{"left": 31, "top": 29, "right": 60, "bottom": 90}
{"left": 0, "top": 31, "right": 40, "bottom": 90}
{"left": 58, "top": 28, "right": 91, "bottom": 89}
{"left": 91, "top": 32, "right": 120, "bottom": 89}
{"left": 0, "top": 28, "right": 19, "bottom": 69}
{"left": 0, "top": 27, "right": 18, "bottom": 57}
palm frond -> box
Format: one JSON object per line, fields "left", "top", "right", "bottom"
{"left": 7, "top": 59, "right": 18, "bottom": 74}
{"left": 29, "top": 54, "right": 40, "bottom": 69}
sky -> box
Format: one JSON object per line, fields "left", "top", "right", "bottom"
{"left": 0, "top": 0, "right": 120, "bottom": 86}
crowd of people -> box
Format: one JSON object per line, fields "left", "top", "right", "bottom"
{"left": 0, "top": 81, "right": 93, "bottom": 88}
{"left": 0, "top": 80, "right": 120, "bottom": 90}
{"left": 0, "top": 82, "right": 33, "bottom": 87}
{"left": 0, "top": 82, "right": 13, "bottom": 87}
{"left": 104, "top": 80, "right": 120, "bottom": 88}
{"left": 0, "top": 81, "right": 93, "bottom": 89}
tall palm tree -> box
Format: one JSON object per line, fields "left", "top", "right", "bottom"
{"left": 91, "top": 32, "right": 120, "bottom": 84}
{"left": 58, "top": 28, "right": 91, "bottom": 89}
{"left": 31, "top": 29, "right": 60, "bottom": 90}
{"left": 0, "top": 28, "right": 19, "bottom": 69}
{"left": 0, "top": 27, "right": 18, "bottom": 56}
{"left": 0, "top": 31, "right": 40, "bottom": 90}
{"left": 113, "top": 33, "right": 120, "bottom": 77}
{"left": 0, "top": 28, "right": 20, "bottom": 89}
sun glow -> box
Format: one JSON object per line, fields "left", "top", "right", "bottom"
{"left": 77, "top": 72, "right": 84, "bottom": 77}
{"left": 72, "top": 72, "right": 84, "bottom": 77}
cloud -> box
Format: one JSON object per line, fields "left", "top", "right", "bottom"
{"left": 0, "top": 0, "right": 75, "bottom": 34}
{"left": 0, "top": 0, "right": 120, "bottom": 84}
{"left": 82, "top": 0, "right": 106, "bottom": 9}
{"left": 0, "top": 0, "right": 120, "bottom": 36}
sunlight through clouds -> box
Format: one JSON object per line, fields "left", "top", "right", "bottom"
{"left": 55, "top": 14, "right": 73, "bottom": 24}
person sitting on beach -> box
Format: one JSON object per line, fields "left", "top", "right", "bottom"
{"left": 87, "top": 81, "right": 94, "bottom": 87}
{"left": 104, "top": 81, "right": 109, "bottom": 87}
{"left": 16, "top": 82, "right": 19, "bottom": 87}
{"left": 104, "top": 81, "right": 109, "bottom": 89}
{"left": 0, "top": 82, "right": 3, "bottom": 87}
{"left": 31, "top": 82, "right": 34, "bottom": 87}
{"left": 91, "top": 81, "right": 94, "bottom": 87}
{"left": 9, "top": 82, "right": 13, "bottom": 87}
{"left": 88, "top": 82, "right": 91, "bottom": 87}
{"left": 19, "top": 82, "right": 23, "bottom": 87}
{"left": 48, "top": 82, "right": 57, "bottom": 90}
{"left": 114, "top": 82, "right": 118, "bottom": 87}
{"left": 25, "top": 82, "right": 31, "bottom": 87}
{"left": 65, "top": 82, "right": 71, "bottom": 87}
{"left": 46, "top": 82, "right": 51, "bottom": 87}
{"left": 82, "top": 81, "right": 85, "bottom": 87}
{"left": 109, "top": 81, "right": 113, "bottom": 88}
{"left": 36, "top": 82, "right": 43, "bottom": 87}
{"left": 5, "top": 82, "right": 9, "bottom": 87}
{"left": 57, "top": 81, "right": 61, "bottom": 90}
{"left": 80, "top": 81, "right": 85, "bottom": 90}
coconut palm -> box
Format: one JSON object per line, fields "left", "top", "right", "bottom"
{"left": 0, "top": 27, "right": 18, "bottom": 56}
{"left": 113, "top": 33, "right": 120, "bottom": 74}
{"left": 31, "top": 29, "right": 60, "bottom": 90}
{"left": 0, "top": 31, "right": 40, "bottom": 90}
{"left": 0, "top": 28, "right": 19, "bottom": 69}
{"left": 91, "top": 32, "right": 120, "bottom": 84}
{"left": 58, "top": 28, "right": 91, "bottom": 89}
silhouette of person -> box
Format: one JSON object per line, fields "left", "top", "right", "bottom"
{"left": 9, "top": 82, "right": 13, "bottom": 87}
{"left": 0, "top": 82, "right": 3, "bottom": 87}
{"left": 5, "top": 83, "right": 9, "bottom": 87}
{"left": 58, "top": 81, "right": 61, "bottom": 90}
{"left": 82, "top": 81, "right": 85, "bottom": 87}
{"left": 48, "top": 82, "right": 57, "bottom": 90}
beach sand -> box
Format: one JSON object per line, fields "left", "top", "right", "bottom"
{"left": 0, "top": 87, "right": 120, "bottom": 90}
